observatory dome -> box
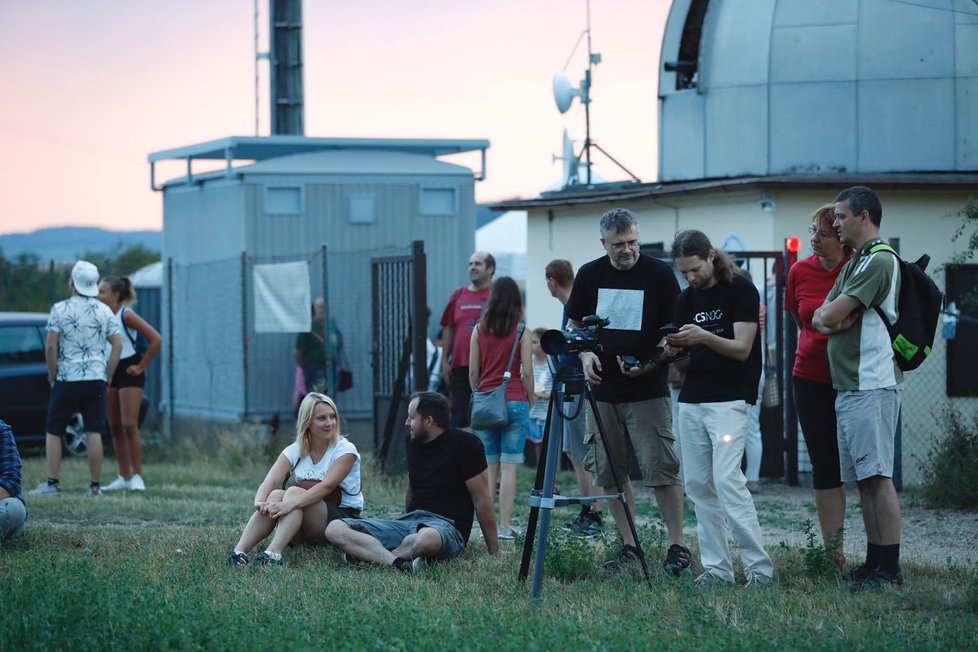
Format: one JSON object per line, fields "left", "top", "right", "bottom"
{"left": 658, "top": 0, "right": 978, "bottom": 182}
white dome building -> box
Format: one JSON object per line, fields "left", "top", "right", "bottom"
{"left": 659, "top": 0, "right": 978, "bottom": 180}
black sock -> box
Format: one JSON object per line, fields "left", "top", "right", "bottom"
{"left": 865, "top": 542, "right": 882, "bottom": 570}
{"left": 90, "top": 481, "right": 100, "bottom": 488}
{"left": 877, "top": 544, "right": 901, "bottom": 574}
{"left": 47, "top": 477, "right": 59, "bottom": 486}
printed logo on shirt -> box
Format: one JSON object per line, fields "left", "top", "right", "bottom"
{"left": 596, "top": 288, "right": 644, "bottom": 331}
{"left": 694, "top": 309, "right": 724, "bottom": 324}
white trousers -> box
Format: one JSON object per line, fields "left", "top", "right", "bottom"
{"left": 679, "top": 401, "right": 774, "bottom": 581}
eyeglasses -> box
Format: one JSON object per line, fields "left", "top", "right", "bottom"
{"left": 605, "top": 239, "right": 640, "bottom": 252}
{"left": 808, "top": 224, "right": 837, "bottom": 239}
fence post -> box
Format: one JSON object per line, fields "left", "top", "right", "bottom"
{"left": 321, "top": 244, "right": 332, "bottom": 394}
{"left": 241, "top": 252, "right": 249, "bottom": 421}
{"left": 411, "top": 240, "right": 427, "bottom": 392}
{"left": 166, "top": 257, "right": 175, "bottom": 439}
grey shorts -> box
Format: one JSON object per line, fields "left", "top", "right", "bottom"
{"left": 836, "top": 387, "right": 902, "bottom": 483}
{"left": 342, "top": 509, "right": 466, "bottom": 561}
{"left": 559, "top": 392, "right": 589, "bottom": 461}
{"left": 584, "top": 397, "right": 681, "bottom": 488}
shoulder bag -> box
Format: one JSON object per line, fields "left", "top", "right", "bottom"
{"left": 469, "top": 323, "right": 524, "bottom": 430}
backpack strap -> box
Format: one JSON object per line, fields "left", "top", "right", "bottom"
{"left": 868, "top": 243, "right": 900, "bottom": 328}
{"left": 120, "top": 307, "right": 139, "bottom": 351}
{"left": 500, "top": 323, "right": 525, "bottom": 385}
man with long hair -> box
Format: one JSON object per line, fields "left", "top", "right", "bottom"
{"left": 667, "top": 230, "right": 774, "bottom": 589}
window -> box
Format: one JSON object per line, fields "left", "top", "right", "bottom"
{"left": 0, "top": 325, "right": 45, "bottom": 365}
{"left": 264, "top": 186, "right": 303, "bottom": 215}
{"left": 419, "top": 186, "right": 458, "bottom": 216}
{"left": 946, "top": 265, "right": 978, "bottom": 397}
{"left": 348, "top": 196, "right": 377, "bottom": 224}
{"left": 663, "top": 0, "right": 709, "bottom": 90}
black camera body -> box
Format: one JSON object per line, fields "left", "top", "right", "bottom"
{"left": 541, "top": 314, "right": 610, "bottom": 356}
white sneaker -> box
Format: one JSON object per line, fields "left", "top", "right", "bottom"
{"left": 29, "top": 482, "right": 61, "bottom": 495}
{"left": 103, "top": 475, "right": 130, "bottom": 491}
{"left": 129, "top": 474, "right": 146, "bottom": 491}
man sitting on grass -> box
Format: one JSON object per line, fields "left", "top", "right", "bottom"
{"left": 325, "top": 392, "right": 499, "bottom": 571}
{"left": 1, "top": 420, "right": 27, "bottom": 546}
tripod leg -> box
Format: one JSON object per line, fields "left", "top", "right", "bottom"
{"left": 584, "top": 385, "right": 653, "bottom": 589}
{"left": 530, "top": 388, "right": 565, "bottom": 598}
{"left": 519, "top": 394, "right": 553, "bottom": 583}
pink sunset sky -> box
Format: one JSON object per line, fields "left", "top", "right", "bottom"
{"left": 0, "top": 1, "right": 670, "bottom": 235}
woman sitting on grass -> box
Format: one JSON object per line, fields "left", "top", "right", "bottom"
{"left": 228, "top": 393, "right": 363, "bottom": 566}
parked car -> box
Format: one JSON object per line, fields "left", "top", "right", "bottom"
{"left": 0, "top": 312, "right": 89, "bottom": 456}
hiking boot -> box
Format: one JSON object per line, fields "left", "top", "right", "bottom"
{"left": 744, "top": 571, "right": 774, "bottom": 589}
{"left": 604, "top": 544, "right": 641, "bottom": 568}
{"left": 103, "top": 475, "right": 130, "bottom": 492}
{"left": 227, "top": 550, "right": 250, "bottom": 567}
{"left": 694, "top": 570, "right": 733, "bottom": 590}
{"left": 662, "top": 544, "right": 691, "bottom": 577}
{"left": 253, "top": 551, "right": 283, "bottom": 567}
{"left": 29, "top": 481, "right": 61, "bottom": 495}
{"left": 849, "top": 568, "right": 904, "bottom": 592}
{"left": 129, "top": 474, "right": 146, "bottom": 491}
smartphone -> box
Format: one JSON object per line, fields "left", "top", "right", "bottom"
{"left": 620, "top": 354, "right": 641, "bottom": 368}
{"left": 659, "top": 324, "right": 679, "bottom": 336}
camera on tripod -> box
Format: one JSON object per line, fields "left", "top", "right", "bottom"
{"left": 540, "top": 314, "right": 609, "bottom": 356}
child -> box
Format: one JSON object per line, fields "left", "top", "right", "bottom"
{"left": 528, "top": 328, "right": 553, "bottom": 466}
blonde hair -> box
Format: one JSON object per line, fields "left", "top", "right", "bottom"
{"left": 294, "top": 392, "right": 342, "bottom": 456}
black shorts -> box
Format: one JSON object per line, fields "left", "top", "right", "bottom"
{"left": 792, "top": 375, "right": 842, "bottom": 490}
{"left": 110, "top": 354, "right": 146, "bottom": 390}
{"left": 46, "top": 380, "right": 107, "bottom": 437}
{"left": 450, "top": 366, "right": 472, "bottom": 428}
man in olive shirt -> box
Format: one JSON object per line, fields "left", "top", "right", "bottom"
{"left": 814, "top": 186, "right": 904, "bottom": 591}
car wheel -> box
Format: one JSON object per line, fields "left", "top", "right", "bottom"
{"left": 63, "top": 412, "right": 88, "bottom": 458}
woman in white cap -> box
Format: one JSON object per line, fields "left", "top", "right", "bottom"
{"left": 30, "top": 260, "right": 122, "bottom": 496}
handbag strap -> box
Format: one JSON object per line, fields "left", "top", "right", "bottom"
{"left": 500, "top": 323, "right": 524, "bottom": 384}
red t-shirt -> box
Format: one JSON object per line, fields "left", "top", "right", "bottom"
{"left": 784, "top": 254, "right": 850, "bottom": 385}
{"left": 440, "top": 286, "right": 490, "bottom": 369}
{"left": 476, "top": 325, "right": 528, "bottom": 402}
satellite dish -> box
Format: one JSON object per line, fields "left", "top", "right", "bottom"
{"left": 552, "top": 73, "right": 580, "bottom": 114}
{"left": 562, "top": 129, "right": 578, "bottom": 186}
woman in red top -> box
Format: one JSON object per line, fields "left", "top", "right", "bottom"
{"left": 468, "top": 276, "right": 533, "bottom": 541}
{"left": 785, "top": 203, "right": 852, "bottom": 565}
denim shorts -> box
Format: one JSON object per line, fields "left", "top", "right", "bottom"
{"left": 342, "top": 510, "right": 466, "bottom": 561}
{"left": 473, "top": 401, "right": 530, "bottom": 464}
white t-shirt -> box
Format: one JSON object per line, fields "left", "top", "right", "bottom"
{"left": 282, "top": 438, "right": 364, "bottom": 510}
{"left": 47, "top": 296, "right": 120, "bottom": 382}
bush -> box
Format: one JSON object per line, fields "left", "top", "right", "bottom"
{"left": 921, "top": 405, "right": 978, "bottom": 508}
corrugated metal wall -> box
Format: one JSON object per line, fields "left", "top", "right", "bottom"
{"left": 163, "top": 171, "right": 476, "bottom": 424}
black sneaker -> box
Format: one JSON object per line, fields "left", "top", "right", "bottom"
{"left": 562, "top": 512, "right": 589, "bottom": 532}
{"left": 227, "top": 550, "right": 250, "bottom": 567}
{"left": 253, "top": 551, "right": 284, "bottom": 567}
{"left": 844, "top": 563, "right": 876, "bottom": 585}
{"left": 849, "top": 568, "right": 904, "bottom": 592}
{"left": 662, "top": 544, "right": 691, "bottom": 577}
{"left": 603, "top": 544, "right": 642, "bottom": 568}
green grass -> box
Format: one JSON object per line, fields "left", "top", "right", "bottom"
{"left": 3, "top": 444, "right": 977, "bottom": 652}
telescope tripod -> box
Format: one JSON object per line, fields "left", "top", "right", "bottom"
{"left": 517, "top": 368, "right": 652, "bottom": 597}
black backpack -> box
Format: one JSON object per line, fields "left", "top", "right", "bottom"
{"left": 869, "top": 243, "right": 944, "bottom": 371}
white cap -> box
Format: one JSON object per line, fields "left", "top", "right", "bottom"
{"left": 71, "top": 260, "right": 100, "bottom": 297}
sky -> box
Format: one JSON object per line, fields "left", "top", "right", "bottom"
{"left": 0, "top": 1, "right": 670, "bottom": 235}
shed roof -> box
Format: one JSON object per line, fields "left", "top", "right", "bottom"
{"left": 148, "top": 135, "right": 490, "bottom": 190}
{"left": 240, "top": 149, "right": 474, "bottom": 177}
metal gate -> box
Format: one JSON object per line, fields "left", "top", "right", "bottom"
{"left": 371, "top": 240, "right": 427, "bottom": 472}
{"left": 731, "top": 251, "right": 798, "bottom": 484}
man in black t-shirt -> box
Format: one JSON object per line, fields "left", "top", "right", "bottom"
{"left": 565, "top": 208, "right": 690, "bottom": 577}
{"left": 667, "top": 229, "right": 773, "bottom": 589}
{"left": 325, "top": 392, "right": 499, "bottom": 572}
